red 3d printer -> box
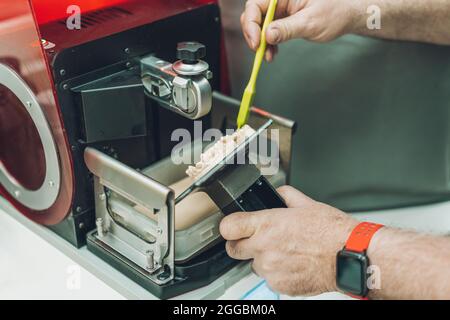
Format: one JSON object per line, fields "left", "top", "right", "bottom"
{"left": 0, "top": 0, "right": 295, "bottom": 298}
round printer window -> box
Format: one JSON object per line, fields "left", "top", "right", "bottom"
{"left": 0, "top": 83, "right": 46, "bottom": 191}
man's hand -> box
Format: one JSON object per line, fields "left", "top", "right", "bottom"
{"left": 241, "top": 0, "right": 359, "bottom": 61}
{"left": 241, "top": 0, "right": 450, "bottom": 56}
{"left": 219, "top": 186, "right": 359, "bottom": 296}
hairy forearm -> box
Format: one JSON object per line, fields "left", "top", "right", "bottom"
{"left": 351, "top": 0, "right": 450, "bottom": 45}
{"left": 366, "top": 227, "right": 450, "bottom": 299}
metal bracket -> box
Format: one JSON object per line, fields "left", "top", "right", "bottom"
{"left": 141, "top": 55, "right": 212, "bottom": 119}
{"left": 84, "top": 147, "right": 175, "bottom": 285}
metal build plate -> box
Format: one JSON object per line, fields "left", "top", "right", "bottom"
{"left": 176, "top": 119, "right": 273, "bottom": 204}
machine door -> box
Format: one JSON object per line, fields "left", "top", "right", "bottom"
{"left": 0, "top": 0, "right": 74, "bottom": 225}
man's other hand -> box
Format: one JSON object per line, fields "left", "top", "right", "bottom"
{"left": 241, "top": 0, "right": 360, "bottom": 61}
{"left": 219, "top": 185, "right": 359, "bottom": 296}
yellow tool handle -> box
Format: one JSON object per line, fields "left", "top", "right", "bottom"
{"left": 249, "top": 0, "right": 277, "bottom": 88}
{"left": 237, "top": 0, "right": 278, "bottom": 129}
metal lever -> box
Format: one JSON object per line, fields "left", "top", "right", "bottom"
{"left": 84, "top": 147, "right": 175, "bottom": 285}
{"left": 141, "top": 42, "right": 213, "bottom": 119}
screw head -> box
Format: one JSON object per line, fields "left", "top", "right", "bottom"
{"left": 176, "top": 42, "right": 206, "bottom": 63}
{"left": 59, "top": 69, "right": 66, "bottom": 76}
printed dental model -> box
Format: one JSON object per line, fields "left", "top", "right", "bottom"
{"left": 186, "top": 125, "right": 256, "bottom": 179}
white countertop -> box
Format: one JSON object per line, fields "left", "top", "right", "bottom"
{"left": 1, "top": 197, "right": 450, "bottom": 300}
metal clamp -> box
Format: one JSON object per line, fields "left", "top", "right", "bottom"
{"left": 140, "top": 42, "right": 212, "bottom": 119}
{"left": 84, "top": 147, "right": 175, "bottom": 285}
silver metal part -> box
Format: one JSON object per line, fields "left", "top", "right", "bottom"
{"left": 84, "top": 147, "right": 175, "bottom": 285}
{"left": 141, "top": 55, "right": 212, "bottom": 119}
{"left": 96, "top": 218, "right": 105, "bottom": 237}
{"left": 0, "top": 63, "right": 61, "bottom": 211}
{"left": 172, "top": 59, "right": 209, "bottom": 76}
{"left": 146, "top": 250, "right": 155, "bottom": 271}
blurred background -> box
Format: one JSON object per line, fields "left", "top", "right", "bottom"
{"left": 219, "top": 0, "right": 450, "bottom": 212}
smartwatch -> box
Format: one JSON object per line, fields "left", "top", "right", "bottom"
{"left": 336, "top": 222, "right": 384, "bottom": 298}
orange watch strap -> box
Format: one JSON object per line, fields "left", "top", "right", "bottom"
{"left": 348, "top": 293, "right": 369, "bottom": 300}
{"left": 345, "top": 222, "right": 384, "bottom": 252}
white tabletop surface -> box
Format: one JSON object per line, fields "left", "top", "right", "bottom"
{"left": 1, "top": 197, "right": 450, "bottom": 300}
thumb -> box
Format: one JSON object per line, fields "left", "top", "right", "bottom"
{"left": 266, "top": 12, "right": 309, "bottom": 45}
{"left": 277, "top": 185, "right": 314, "bottom": 208}
{"left": 220, "top": 212, "right": 257, "bottom": 240}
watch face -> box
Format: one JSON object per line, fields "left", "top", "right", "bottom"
{"left": 336, "top": 250, "right": 369, "bottom": 296}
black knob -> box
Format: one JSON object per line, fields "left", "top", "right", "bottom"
{"left": 176, "top": 42, "right": 206, "bottom": 64}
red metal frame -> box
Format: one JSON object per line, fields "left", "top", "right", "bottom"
{"left": 36, "top": 0, "right": 217, "bottom": 55}
{"left": 33, "top": 0, "right": 129, "bottom": 24}
{"left": 0, "top": 0, "right": 74, "bottom": 225}
{"left": 32, "top": 0, "right": 216, "bottom": 25}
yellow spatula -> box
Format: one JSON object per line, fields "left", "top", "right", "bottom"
{"left": 237, "top": 0, "right": 278, "bottom": 129}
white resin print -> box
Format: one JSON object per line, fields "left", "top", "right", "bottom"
{"left": 186, "top": 125, "right": 256, "bottom": 180}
